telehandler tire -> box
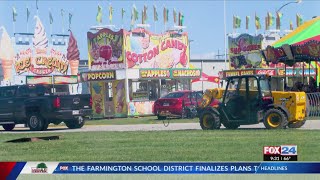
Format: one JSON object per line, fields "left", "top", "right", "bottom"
{"left": 288, "top": 119, "right": 306, "bottom": 128}
{"left": 263, "top": 108, "right": 288, "bottom": 129}
{"left": 200, "top": 111, "right": 221, "bottom": 130}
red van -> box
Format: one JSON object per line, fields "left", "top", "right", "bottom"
{"left": 153, "top": 90, "right": 204, "bottom": 120}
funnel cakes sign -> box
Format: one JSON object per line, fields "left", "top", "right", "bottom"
{"left": 87, "top": 28, "right": 124, "bottom": 70}
{"left": 12, "top": 16, "right": 80, "bottom": 76}
{"left": 124, "top": 29, "right": 189, "bottom": 69}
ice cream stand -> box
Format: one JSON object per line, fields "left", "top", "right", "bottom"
{"left": 84, "top": 27, "right": 201, "bottom": 118}
{"left": 0, "top": 16, "right": 81, "bottom": 93}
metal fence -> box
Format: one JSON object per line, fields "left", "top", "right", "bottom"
{"left": 306, "top": 93, "right": 320, "bottom": 117}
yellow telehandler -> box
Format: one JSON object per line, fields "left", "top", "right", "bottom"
{"left": 197, "top": 74, "right": 307, "bottom": 129}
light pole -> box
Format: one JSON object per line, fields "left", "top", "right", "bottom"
{"left": 223, "top": 0, "right": 227, "bottom": 70}
{"left": 276, "top": 0, "right": 302, "bottom": 13}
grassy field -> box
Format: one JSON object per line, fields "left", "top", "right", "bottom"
{"left": 1, "top": 130, "right": 320, "bottom": 162}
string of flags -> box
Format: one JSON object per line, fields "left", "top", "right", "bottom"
{"left": 93, "top": 4, "right": 185, "bottom": 26}
{"left": 233, "top": 13, "right": 304, "bottom": 31}
{"left": 11, "top": 4, "right": 74, "bottom": 30}
{"left": 9, "top": 4, "right": 185, "bottom": 31}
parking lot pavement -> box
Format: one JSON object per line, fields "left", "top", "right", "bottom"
{"left": 1, "top": 120, "right": 319, "bottom": 133}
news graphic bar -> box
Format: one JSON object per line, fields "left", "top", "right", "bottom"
{"left": 3, "top": 162, "right": 320, "bottom": 178}
{"left": 52, "top": 162, "right": 320, "bottom": 174}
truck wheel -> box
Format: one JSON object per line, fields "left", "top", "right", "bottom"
{"left": 157, "top": 115, "right": 166, "bottom": 120}
{"left": 2, "top": 124, "right": 15, "bottom": 131}
{"left": 65, "top": 116, "right": 85, "bottom": 129}
{"left": 223, "top": 123, "right": 240, "bottom": 129}
{"left": 288, "top": 119, "right": 306, "bottom": 128}
{"left": 28, "top": 113, "right": 45, "bottom": 131}
{"left": 263, "top": 108, "right": 288, "bottom": 129}
{"left": 200, "top": 111, "right": 221, "bottom": 130}
{"left": 41, "top": 121, "right": 49, "bottom": 131}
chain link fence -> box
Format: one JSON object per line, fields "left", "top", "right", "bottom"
{"left": 306, "top": 93, "right": 320, "bottom": 117}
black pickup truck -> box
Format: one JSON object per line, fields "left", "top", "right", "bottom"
{"left": 0, "top": 84, "right": 92, "bottom": 131}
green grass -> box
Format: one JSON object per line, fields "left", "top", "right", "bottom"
{"left": 83, "top": 116, "right": 198, "bottom": 125}
{"left": 1, "top": 130, "right": 320, "bottom": 161}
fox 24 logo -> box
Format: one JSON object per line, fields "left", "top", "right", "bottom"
{"left": 263, "top": 145, "right": 297, "bottom": 161}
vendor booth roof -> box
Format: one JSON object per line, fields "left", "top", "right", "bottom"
{"left": 273, "top": 17, "right": 320, "bottom": 47}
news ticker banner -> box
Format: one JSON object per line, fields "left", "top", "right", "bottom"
{"left": 2, "top": 162, "right": 320, "bottom": 179}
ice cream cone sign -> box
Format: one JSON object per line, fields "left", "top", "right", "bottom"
{"left": 0, "top": 26, "right": 15, "bottom": 80}
{"left": 33, "top": 16, "right": 48, "bottom": 55}
{"left": 67, "top": 30, "right": 80, "bottom": 75}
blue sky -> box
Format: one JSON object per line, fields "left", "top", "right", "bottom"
{"left": 0, "top": 0, "right": 319, "bottom": 60}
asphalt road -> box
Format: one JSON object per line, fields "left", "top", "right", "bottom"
{"left": 1, "top": 120, "right": 320, "bottom": 133}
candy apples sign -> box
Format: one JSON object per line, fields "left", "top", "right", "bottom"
{"left": 87, "top": 29, "right": 124, "bottom": 70}
{"left": 124, "top": 29, "right": 189, "bottom": 69}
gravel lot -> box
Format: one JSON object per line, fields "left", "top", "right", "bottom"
{"left": 1, "top": 120, "right": 319, "bottom": 133}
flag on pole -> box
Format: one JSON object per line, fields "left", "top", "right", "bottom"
{"left": 296, "top": 13, "right": 303, "bottom": 27}
{"left": 141, "top": 10, "right": 144, "bottom": 24}
{"left": 265, "top": 16, "right": 268, "bottom": 30}
{"left": 246, "top": 16, "right": 250, "bottom": 30}
{"left": 13, "top": 6, "right": 17, "bottom": 22}
{"left": 61, "top": 9, "right": 64, "bottom": 17}
{"left": 69, "top": 13, "right": 72, "bottom": 28}
{"left": 166, "top": 8, "right": 169, "bottom": 22}
{"left": 49, "top": 11, "right": 53, "bottom": 24}
{"left": 267, "top": 12, "right": 275, "bottom": 27}
{"left": 276, "top": 12, "right": 282, "bottom": 30}
{"left": 173, "top": 8, "right": 177, "bottom": 24}
{"left": 179, "top": 12, "right": 184, "bottom": 26}
{"left": 143, "top": 5, "right": 147, "bottom": 22}
{"left": 121, "top": 8, "right": 125, "bottom": 20}
{"left": 109, "top": 4, "right": 113, "bottom": 24}
{"left": 133, "top": 4, "right": 138, "bottom": 21}
{"left": 96, "top": 5, "right": 102, "bottom": 23}
{"left": 290, "top": 20, "right": 293, "bottom": 30}
{"left": 163, "top": 7, "right": 167, "bottom": 24}
{"left": 153, "top": 5, "right": 158, "bottom": 22}
{"left": 27, "top": 7, "right": 30, "bottom": 22}
{"left": 233, "top": 15, "right": 241, "bottom": 29}
{"left": 36, "top": 0, "right": 39, "bottom": 10}
{"left": 255, "top": 13, "right": 261, "bottom": 30}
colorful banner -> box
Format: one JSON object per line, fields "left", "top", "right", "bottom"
{"left": 124, "top": 29, "right": 189, "bottom": 69}
{"left": 171, "top": 69, "right": 201, "bottom": 78}
{"left": 229, "top": 34, "right": 263, "bottom": 70}
{"left": 91, "top": 81, "right": 105, "bottom": 118}
{"left": 228, "top": 34, "right": 263, "bottom": 55}
{"left": 263, "top": 45, "right": 288, "bottom": 64}
{"left": 221, "top": 69, "right": 277, "bottom": 79}
{"left": 139, "top": 69, "right": 201, "bottom": 79}
{"left": 112, "top": 80, "right": 127, "bottom": 117}
{"left": 255, "top": 69, "right": 277, "bottom": 76}
{"left": 87, "top": 29, "right": 125, "bottom": 70}
{"left": 128, "top": 101, "right": 155, "bottom": 116}
{"left": 291, "top": 40, "right": 320, "bottom": 61}
{"left": 26, "top": 76, "right": 52, "bottom": 85}
{"left": 14, "top": 42, "right": 69, "bottom": 76}
{"left": 140, "top": 69, "right": 171, "bottom": 79}
{"left": 278, "top": 68, "right": 316, "bottom": 76}
{"left": 230, "top": 52, "right": 265, "bottom": 69}
{"left": 53, "top": 75, "right": 78, "bottom": 84}
{"left": 81, "top": 71, "right": 116, "bottom": 81}
{"left": 13, "top": 17, "right": 72, "bottom": 77}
